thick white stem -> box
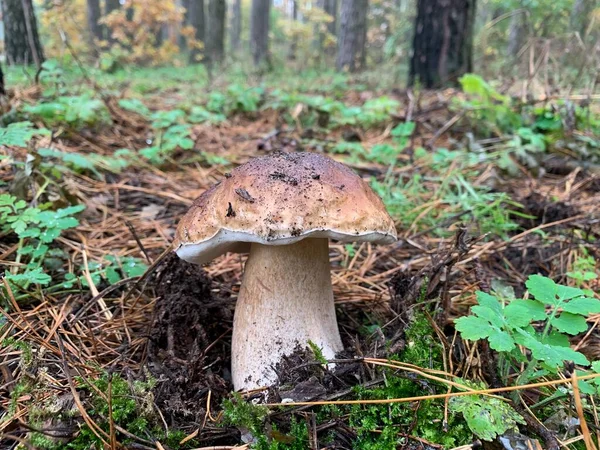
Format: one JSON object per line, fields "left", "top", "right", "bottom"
{"left": 231, "top": 239, "right": 343, "bottom": 390}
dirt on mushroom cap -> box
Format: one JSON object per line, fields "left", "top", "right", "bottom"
{"left": 174, "top": 151, "right": 397, "bottom": 263}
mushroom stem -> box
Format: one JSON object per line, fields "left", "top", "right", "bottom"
{"left": 232, "top": 238, "right": 343, "bottom": 390}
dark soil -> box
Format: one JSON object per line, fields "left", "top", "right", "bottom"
{"left": 146, "top": 253, "right": 238, "bottom": 443}
{"left": 518, "top": 192, "right": 577, "bottom": 228}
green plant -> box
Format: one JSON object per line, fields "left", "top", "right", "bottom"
{"left": 449, "top": 385, "right": 525, "bottom": 441}
{"left": 226, "top": 84, "right": 264, "bottom": 114}
{"left": 455, "top": 275, "right": 600, "bottom": 385}
{"left": 567, "top": 252, "right": 598, "bottom": 289}
{"left": 0, "top": 194, "right": 85, "bottom": 288}
{"left": 0, "top": 121, "right": 49, "bottom": 147}
{"left": 62, "top": 255, "right": 148, "bottom": 289}
{"left": 458, "top": 74, "right": 520, "bottom": 134}
{"left": 139, "top": 109, "right": 193, "bottom": 164}
{"left": 24, "top": 95, "right": 110, "bottom": 129}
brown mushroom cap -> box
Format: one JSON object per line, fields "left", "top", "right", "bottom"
{"left": 174, "top": 152, "right": 397, "bottom": 264}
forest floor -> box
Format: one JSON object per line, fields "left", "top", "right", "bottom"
{"left": 1, "top": 63, "right": 600, "bottom": 450}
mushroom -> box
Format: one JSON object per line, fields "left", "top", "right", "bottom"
{"left": 173, "top": 152, "right": 397, "bottom": 390}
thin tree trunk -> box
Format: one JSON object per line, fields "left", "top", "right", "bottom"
{"left": 104, "top": 0, "right": 121, "bottom": 43}
{"left": 87, "top": 0, "right": 103, "bottom": 49}
{"left": 105, "top": 0, "right": 120, "bottom": 15}
{"left": 1, "top": 0, "right": 44, "bottom": 66}
{"left": 230, "top": 0, "right": 242, "bottom": 52}
{"left": 357, "top": 0, "right": 368, "bottom": 68}
{"left": 0, "top": 63, "right": 5, "bottom": 95}
{"left": 570, "top": 0, "right": 596, "bottom": 37}
{"left": 507, "top": 10, "right": 528, "bottom": 58}
{"left": 409, "top": 0, "right": 476, "bottom": 88}
{"left": 189, "top": 0, "right": 206, "bottom": 63}
{"left": 206, "top": 0, "right": 226, "bottom": 64}
{"left": 179, "top": 0, "right": 191, "bottom": 49}
{"left": 316, "top": 0, "right": 336, "bottom": 54}
{"left": 325, "top": 0, "right": 337, "bottom": 35}
{"left": 336, "top": 0, "right": 368, "bottom": 72}
{"left": 288, "top": 0, "right": 298, "bottom": 61}
{"left": 250, "top": 0, "right": 271, "bottom": 67}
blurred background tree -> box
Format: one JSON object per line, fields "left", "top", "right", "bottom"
{"left": 0, "top": 0, "right": 597, "bottom": 88}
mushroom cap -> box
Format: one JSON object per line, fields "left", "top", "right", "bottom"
{"left": 174, "top": 152, "right": 397, "bottom": 264}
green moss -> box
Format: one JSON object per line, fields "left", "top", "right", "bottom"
{"left": 340, "top": 312, "right": 471, "bottom": 448}
{"left": 222, "top": 394, "right": 310, "bottom": 449}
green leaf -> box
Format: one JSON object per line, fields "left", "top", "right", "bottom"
{"left": 0, "top": 121, "right": 49, "bottom": 147}
{"left": 455, "top": 316, "right": 515, "bottom": 352}
{"left": 487, "top": 328, "right": 516, "bottom": 352}
{"left": 471, "top": 304, "right": 504, "bottom": 328}
{"left": 391, "top": 122, "right": 415, "bottom": 138}
{"left": 118, "top": 98, "right": 150, "bottom": 117}
{"left": 526, "top": 275, "right": 559, "bottom": 305}
{"left": 556, "top": 284, "right": 585, "bottom": 301}
{"left": 515, "top": 328, "right": 589, "bottom": 367}
{"left": 5, "top": 268, "right": 51, "bottom": 286}
{"left": 476, "top": 291, "right": 504, "bottom": 315}
{"left": 550, "top": 313, "right": 588, "bottom": 335}
{"left": 504, "top": 299, "right": 547, "bottom": 328}
{"left": 450, "top": 391, "right": 524, "bottom": 441}
{"left": 578, "top": 379, "right": 598, "bottom": 395}
{"left": 455, "top": 316, "right": 493, "bottom": 340}
{"left": 562, "top": 297, "right": 600, "bottom": 315}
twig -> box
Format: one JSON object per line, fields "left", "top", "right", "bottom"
{"left": 267, "top": 373, "right": 600, "bottom": 407}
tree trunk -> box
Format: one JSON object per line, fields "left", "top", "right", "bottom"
{"left": 288, "top": 0, "right": 298, "bottom": 61}
{"left": 179, "top": 0, "right": 191, "bottom": 49}
{"left": 1, "top": 0, "right": 45, "bottom": 66}
{"left": 105, "top": 0, "right": 120, "bottom": 15}
{"left": 325, "top": 0, "right": 337, "bottom": 35}
{"left": 206, "top": 0, "right": 226, "bottom": 64}
{"left": 570, "top": 0, "right": 596, "bottom": 37}
{"left": 105, "top": 0, "right": 121, "bottom": 43}
{"left": 507, "top": 10, "right": 528, "bottom": 58}
{"left": 316, "top": 0, "right": 336, "bottom": 55}
{"left": 250, "top": 0, "right": 271, "bottom": 67}
{"left": 409, "top": 0, "right": 476, "bottom": 88}
{"left": 87, "top": 0, "right": 103, "bottom": 48}
{"left": 189, "top": 0, "right": 206, "bottom": 63}
{"left": 0, "top": 63, "right": 5, "bottom": 95}
{"left": 336, "top": 0, "right": 368, "bottom": 72}
{"left": 230, "top": 0, "right": 242, "bottom": 52}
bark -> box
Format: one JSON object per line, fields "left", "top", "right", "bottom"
{"left": 105, "top": 0, "right": 120, "bottom": 15}
{"left": 324, "top": 0, "right": 337, "bottom": 36}
{"left": 336, "top": 0, "right": 368, "bottom": 72}
{"left": 230, "top": 0, "right": 242, "bottom": 52}
{"left": 189, "top": 0, "right": 206, "bottom": 63}
{"left": 409, "top": 0, "right": 476, "bottom": 88}
{"left": 250, "top": 0, "right": 271, "bottom": 67}
{"left": 206, "top": 0, "right": 226, "bottom": 64}
{"left": 1, "top": 0, "right": 45, "bottom": 66}
{"left": 0, "top": 63, "right": 5, "bottom": 95}
{"left": 179, "top": 0, "right": 191, "bottom": 49}
{"left": 570, "top": 0, "right": 597, "bottom": 37}
{"left": 87, "top": 0, "right": 103, "bottom": 47}
{"left": 317, "top": 0, "right": 337, "bottom": 55}
{"left": 507, "top": 11, "right": 528, "bottom": 58}
{"left": 104, "top": 0, "right": 121, "bottom": 43}
{"left": 288, "top": 0, "right": 298, "bottom": 61}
